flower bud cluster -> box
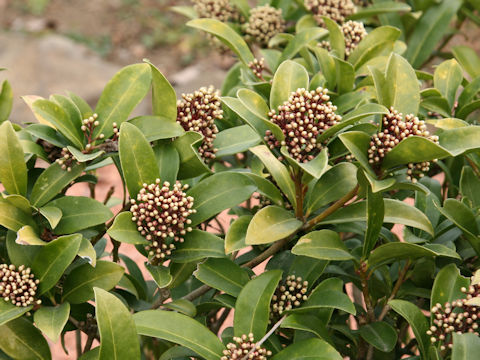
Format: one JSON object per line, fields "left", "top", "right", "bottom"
{"left": 248, "top": 58, "right": 266, "bottom": 80}
{"left": 271, "top": 275, "right": 308, "bottom": 319}
{"left": 427, "top": 284, "right": 480, "bottom": 351}
{"left": 177, "top": 86, "right": 221, "bottom": 161}
{"left": 130, "top": 179, "right": 196, "bottom": 261}
{"left": 304, "top": 0, "right": 356, "bottom": 25}
{"left": 192, "top": 0, "right": 241, "bottom": 22}
{"left": 320, "top": 20, "right": 367, "bottom": 57}
{"left": 221, "top": 333, "right": 272, "bottom": 360}
{"left": 367, "top": 108, "right": 439, "bottom": 182}
{"left": 0, "top": 264, "right": 40, "bottom": 307}
{"left": 266, "top": 87, "right": 341, "bottom": 163}
{"left": 245, "top": 6, "right": 285, "bottom": 46}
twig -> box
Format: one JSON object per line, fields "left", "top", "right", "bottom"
{"left": 303, "top": 185, "right": 359, "bottom": 231}
{"left": 211, "top": 308, "right": 231, "bottom": 335}
{"left": 83, "top": 332, "right": 95, "bottom": 354}
{"left": 151, "top": 288, "right": 171, "bottom": 309}
{"left": 103, "top": 186, "right": 115, "bottom": 205}
{"left": 294, "top": 170, "right": 304, "bottom": 220}
{"left": 378, "top": 260, "right": 411, "bottom": 321}
{"left": 241, "top": 315, "right": 286, "bottom": 360}
{"left": 466, "top": 156, "right": 480, "bottom": 178}
{"left": 88, "top": 183, "right": 96, "bottom": 199}
{"left": 75, "top": 329, "right": 82, "bottom": 358}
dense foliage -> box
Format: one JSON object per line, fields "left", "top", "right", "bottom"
{"left": 1, "top": 0, "right": 480, "bottom": 359}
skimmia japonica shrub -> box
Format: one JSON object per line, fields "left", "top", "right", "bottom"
{"left": 1, "top": 3, "right": 480, "bottom": 360}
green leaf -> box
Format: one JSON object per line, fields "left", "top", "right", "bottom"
{"left": 6, "top": 231, "right": 40, "bottom": 268}
{"left": 129, "top": 116, "right": 184, "bottom": 142}
{"left": 194, "top": 258, "right": 250, "bottom": 297}
{"left": 187, "top": 172, "right": 256, "bottom": 226}
{"left": 173, "top": 132, "right": 210, "bottom": 179}
{"left": 0, "top": 317, "right": 51, "bottom": 360}
{"left": 456, "top": 100, "right": 480, "bottom": 119}
{"left": 250, "top": 145, "right": 296, "bottom": 207}
{"left": 187, "top": 19, "right": 254, "bottom": 65}
{"left": 145, "top": 263, "right": 172, "bottom": 288}
{"left": 278, "top": 28, "right": 328, "bottom": 65}
{"left": 458, "top": 76, "right": 480, "bottom": 109}
{"left": 271, "top": 338, "right": 342, "bottom": 360}
{"left": 0, "top": 121, "right": 28, "bottom": 196}
{"left": 221, "top": 97, "right": 270, "bottom": 136}
{"left": 348, "top": 2, "right": 411, "bottom": 20}
{"left": 434, "top": 59, "right": 463, "bottom": 109}
{"left": 234, "top": 270, "right": 282, "bottom": 339}
{"left": 452, "top": 45, "right": 480, "bottom": 79}
{"left": 153, "top": 141, "right": 179, "bottom": 184}
{"left": 323, "top": 17, "right": 345, "bottom": 59}
{"left": 94, "top": 288, "right": 140, "bottom": 360}
{"left": 368, "top": 242, "right": 438, "bottom": 267}
{"left": 384, "top": 53, "right": 420, "bottom": 115}
{"left": 119, "top": 122, "right": 159, "bottom": 197}
{"left": 405, "top": 0, "right": 462, "bottom": 68}
{"left": 31, "top": 99, "right": 84, "bottom": 148}
{"left": 225, "top": 215, "right": 251, "bottom": 253}
{"left": 306, "top": 163, "right": 358, "bottom": 215}
{"left": 246, "top": 206, "right": 302, "bottom": 245}
{"left": 162, "top": 299, "right": 196, "bottom": 317}
{"left": 213, "top": 125, "right": 261, "bottom": 157}
{"left": 107, "top": 211, "right": 149, "bottom": 245}
{"left": 25, "top": 123, "right": 66, "bottom": 148}
{"left": 38, "top": 206, "right": 62, "bottom": 229}
{"left": 452, "top": 333, "right": 480, "bottom": 360}
{"left": 32, "top": 234, "right": 82, "bottom": 294}
{"left": 438, "top": 126, "right": 480, "bottom": 156}
{"left": 0, "top": 301, "right": 32, "bottom": 327}
{"left": 48, "top": 196, "right": 113, "bottom": 234}
{"left": 134, "top": 310, "right": 225, "bottom": 360}
{"left": 334, "top": 56, "right": 354, "bottom": 94}
{"left": 172, "top": 230, "right": 225, "bottom": 263}
{"left": 243, "top": 173, "right": 283, "bottom": 205}
{"left": 431, "top": 263, "right": 469, "bottom": 309}
{"left": 21, "top": 140, "right": 49, "bottom": 162}
{"left": 62, "top": 261, "right": 124, "bottom": 304}
{"left": 30, "top": 163, "right": 85, "bottom": 208}
{"left": 50, "top": 94, "right": 83, "bottom": 132}
{"left": 381, "top": 136, "right": 451, "bottom": 170}
{"left": 147, "top": 61, "right": 176, "bottom": 122}
{"left": 0, "top": 80, "right": 13, "bottom": 123}
{"left": 460, "top": 166, "right": 480, "bottom": 207}
{"left": 388, "top": 299, "right": 429, "bottom": 358}
{"left": 67, "top": 91, "right": 93, "bottom": 119}
{"left": 16, "top": 226, "right": 45, "bottom": 245}
{"left": 281, "top": 314, "right": 330, "bottom": 340}
{"left": 359, "top": 322, "right": 397, "bottom": 352}
{"left": 320, "top": 198, "right": 433, "bottom": 235}
{"left": 78, "top": 238, "right": 97, "bottom": 267}
{"left": 310, "top": 47, "right": 336, "bottom": 89}
{"left": 363, "top": 185, "right": 384, "bottom": 257}
{"left": 33, "top": 303, "right": 70, "bottom": 342}
{"left": 270, "top": 60, "right": 309, "bottom": 110}
{"left": 237, "top": 88, "right": 269, "bottom": 120}
{"left": 295, "top": 286, "right": 356, "bottom": 315}
{"left": 338, "top": 131, "right": 374, "bottom": 176}
{"left": 292, "top": 230, "right": 353, "bottom": 261}
{"left": 348, "top": 26, "right": 401, "bottom": 69}
{"left": 299, "top": 148, "right": 329, "bottom": 180}
{"left": 94, "top": 63, "right": 152, "bottom": 138}
{"left": 0, "top": 197, "right": 36, "bottom": 232}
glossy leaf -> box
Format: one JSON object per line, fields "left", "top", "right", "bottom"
{"left": 173, "top": 131, "right": 210, "bottom": 179}
{"left": 0, "top": 197, "right": 36, "bottom": 232}
{"left": 237, "top": 88, "right": 269, "bottom": 120}
{"left": 134, "top": 310, "right": 225, "bottom": 360}
{"left": 452, "top": 45, "right": 480, "bottom": 79}
{"left": 388, "top": 299, "right": 429, "bottom": 358}
{"left": 32, "top": 234, "right": 82, "bottom": 294}
{"left": 187, "top": 19, "right": 254, "bottom": 64}
{"left": 107, "top": 211, "right": 148, "bottom": 245}
{"left": 62, "top": 261, "right": 124, "bottom": 304}
{"left": 148, "top": 61, "right": 176, "bottom": 122}
{"left": 225, "top": 215, "right": 251, "bottom": 253}
{"left": 145, "top": 263, "right": 172, "bottom": 288}
{"left": 320, "top": 199, "right": 434, "bottom": 235}
{"left": 187, "top": 172, "right": 256, "bottom": 226}
{"left": 438, "top": 126, "right": 480, "bottom": 156}
{"left": 271, "top": 338, "right": 342, "bottom": 360}
{"left": 460, "top": 166, "right": 480, "bottom": 207}
{"left": 38, "top": 206, "right": 62, "bottom": 229}
{"left": 94, "top": 63, "right": 152, "bottom": 138}
{"left": 270, "top": 60, "right": 309, "bottom": 110}
{"left": 292, "top": 230, "right": 353, "bottom": 261}
{"left": 250, "top": 145, "right": 296, "bottom": 206}
{"left": 213, "top": 125, "right": 261, "bottom": 157}
{"left": 95, "top": 288, "right": 140, "bottom": 360}
{"left": 405, "top": 0, "right": 462, "bottom": 68}
{"left": 48, "top": 196, "right": 113, "bottom": 234}
{"left": 338, "top": 131, "right": 374, "bottom": 176}
{"left": 323, "top": 17, "right": 345, "bottom": 59}
{"left": 246, "top": 206, "right": 302, "bottom": 245}
{"left": 295, "top": 287, "right": 356, "bottom": 315}
{"left": 234, "top": 270, "right": 282, "bottom": 338}
{"left": 172, "top": 230, "right": 225, "bottom": 262}
{"left": 359, "top": 322, "right": 397, "bottom": 352}
{"left": 0, "top": 80, "right": 13, "bottom": 123}
{"left": 0, "top": 301, "right": 32, "bottom": 327}
{"left": 368, "top": 242, "right": 437, "bottom": 267}
{"left": 434, "top": 59, "right": 463, "bottom": 108}
{"left": 278, "top": 28, "right": 328, "bottom": 65}
{"left": 34, "top": 303, "right": 70, "bottom": 342}
{"left": 153, "top": 141, "right": 179, "bottom": 185}
{"left": 348, "top": 2, "right": 411, "bottom": 20}
{"left": 280, "top": 314, "right": 330, "bottom": 340}
{"left": 0, "top": 121, "right": 27, "bottom": 196}
{"left": 30, "top": 163, "right": 85, "bottom": 207}
{"left": 78, "top": 238, "right": 97, "bottom": 267}
{"left": 194, "top": 258, "right": 250, "bottom": 297}
{"left": 363, "top": 185, "right": 384, "bottom": 257}
{"left": 452, "top": 333, "right": 480, "bottom": 360}
{"left": 0, "top": 317, "right": 51, "bottom": 360}
{"left": 334, "top": 57, "right": 354, "bottom": 94}
{"left": 431, "top": 263, "right": 469, "bottom": 309}
{"left": 129, "top": 116, "right": 184, "bottom": 142}
{"left": 119, "top": 122, "right": 159, "bottom": 197}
